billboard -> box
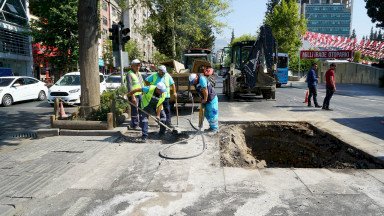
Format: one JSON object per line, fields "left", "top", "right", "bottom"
{"left": 300, "top": 50, "right": 353, "bottom": 59}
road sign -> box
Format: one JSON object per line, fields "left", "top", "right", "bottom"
{"left": 300, "top": 50, "right": 353, "bottom": 59}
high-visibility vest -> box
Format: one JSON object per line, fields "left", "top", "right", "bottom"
{"left": 127, "top": 70, "right": 144, "bottom": 96}
{"left": 141, "top": 85, "right": 166, "bottom": 109}
{"left": 150, "top": 73, "right": 172, "bottom": 98}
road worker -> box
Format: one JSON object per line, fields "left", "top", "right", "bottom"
{"left": 189, "top": 73, "right": 219, "bottom": 133}
{"left": 145, "top": 65, "right": 177, "bottom": 126}
{"left": 126, "top": 59, "right": 145, "bottom": 130}
{"left": 127, "top": 82, "right": 167, "bottom": 143}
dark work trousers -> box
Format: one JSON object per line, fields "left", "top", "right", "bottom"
{"left": 322, "top": 86, "right": 334, "bottom": 109}
{"left": 163, "top": 98, "right": 172, "bottom": 126}
{"left": 308, "top": 86, "right": 319, "bottom": 106}
{"left": 130, "top": 95, "right": 142, "bottom": 128}
{"left": 140, "top": 110, "right": 166, "bottom": 138}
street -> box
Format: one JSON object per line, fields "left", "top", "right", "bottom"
{"left": 1, "top": 79, "right": 383, "bottom": 140}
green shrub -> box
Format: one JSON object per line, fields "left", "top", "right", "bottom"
{"left": 87, "top": 86, "right": 129, "bottom": 121}
{"left": 353, "top": 51, "right": 361, "bottom": 63}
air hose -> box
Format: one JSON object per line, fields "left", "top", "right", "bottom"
{"left": 158, "top": 92, "right": 208, "bottom": 160}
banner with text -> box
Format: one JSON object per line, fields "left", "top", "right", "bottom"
{"left": 300, "top": 50, "right": 353, "bottom": 59}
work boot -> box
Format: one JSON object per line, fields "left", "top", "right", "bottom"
{"left": 128, "top": 125, "right": 141, "bottom": 131}
{"left": 324, "top": 108, "right": 333, "bottom": 111}
{"left": 307, "top": 104, "right": 313, "bottom": 107}
{"left": 138, "top": 136, "right": 147, "bottom": 143}
{"left": 315, "top": 105, "right": 322, "bottom": 108}
{"left": 204, "top": 128, "right": 218, "bottom": 135}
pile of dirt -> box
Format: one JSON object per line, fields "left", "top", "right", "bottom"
{"left": 219, "top": 122, "right": 384, "bottom": 169}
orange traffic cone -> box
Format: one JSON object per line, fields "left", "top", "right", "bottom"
{"left": 59, "top": 101, "right": 68, "bottom": 118}
{"left": 303, "top": 89, "right": 309, "bottom": 103}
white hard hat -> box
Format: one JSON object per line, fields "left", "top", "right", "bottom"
{"left": 189, "top": 74, "right": 197, "bottom": 84}
{"left": 131, "top": 59, "right": 141, "bottom": 65}
{"left": 158, "top": 65, "right": 167, "bottom": 73}
{"left": 156, "top": 82, "right": 167, "bottom": 93}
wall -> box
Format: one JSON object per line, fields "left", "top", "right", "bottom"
{"left": 318, "top": 62, "right": 384, "bottom": 86}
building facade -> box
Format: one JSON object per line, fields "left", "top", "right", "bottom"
{"left": 299, "top": 0, "right": 353, "bottom": 37}
{"left": 0, "top": 0, "right": 33, "bottom": 76}
{"left": 123, "top": 1, "right": 154, "bottom": 63}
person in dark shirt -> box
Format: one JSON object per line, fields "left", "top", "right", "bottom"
{"left": 306, "top": 63, "right": 321, "bottom": 108}
{"left": 322, "top": 63, "right": 336, "bottom": 111}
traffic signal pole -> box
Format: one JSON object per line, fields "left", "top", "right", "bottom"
{"left": 109, "top": 22, "right": 130, "bottom": 86}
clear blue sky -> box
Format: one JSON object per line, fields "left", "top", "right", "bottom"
{"left": 216, "top": 0, "right": 381, "bottom": 48}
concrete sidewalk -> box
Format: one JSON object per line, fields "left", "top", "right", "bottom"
{"left": 1, "top": 107, "right": 384, "bottom": 215}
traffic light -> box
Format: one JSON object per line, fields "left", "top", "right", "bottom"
{"left": 109, "top": 24, "right": 119, "bottom": 51}
{"left": 121, "top": 28, "right": 130, "bottom": 45}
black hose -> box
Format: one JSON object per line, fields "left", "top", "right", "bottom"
{"left": 158, "top": 93, "right": 208, "bottom": 160}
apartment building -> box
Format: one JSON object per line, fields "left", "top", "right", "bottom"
{"left": 299, "top": 0, "right": 353, "bottom": 37}
{"left": 0, "top": 0, "right": 33, "bottom": 76}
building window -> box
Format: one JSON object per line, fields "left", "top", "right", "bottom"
{"left": 102, "top": 16, "right": 108, "bottom": 26}
{"left": 112, "top": 6, "right": 116, "bottom": 16}
{"left": 102, "top": 1, "right": 107, "bottom": 11}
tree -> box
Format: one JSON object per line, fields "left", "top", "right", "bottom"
{"left": 102, "top": 40, "right": 114, "bottom": 73}
{"left": 124, "top": 40, "right": 143, "bottom": 61}
{"left": 138, "top": 0, "right": 230, "bottom": 60}
{"left": 378, "top": 30, "right": 383, "bottom": 41}
{"left": 365, "top": 0, "right": 384, "bottom": 28}
{"left": 350, "top": 29, "right": 356, "bottom": 38}
{"left": 230, "top": 29, "right": 235, "bottom": 44}
{"left": 265, "top": 0, "right": 280, "bottom": 16}
{"left": 230, "top": 34, "right": 257, "bottom": 46}
{"left": 78, "top": 0, "right": 100, "bottom": 115}
{"left": 370, "top": 27, "right": 374, "bottom": 40}
{"left": 29, "top": 0, "right": 79, "bottom": 77}
{"left": 374, "top": 30, "right": 378, "bottom": 40}
{"left": 353, "top": 51, "right": 362, "bottom": 63}
{"left": 152, "top": 51, "right": 169, "bottom": 65}
{"left": 265, "top": 0, "right": 307, "bottom": 58}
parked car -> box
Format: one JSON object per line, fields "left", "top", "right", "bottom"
{"left": 105, "top": 75, "right": 123, "bottom": 90}
{"left": 0, "top": 76, "right": 48, "bottom": 107}
{"left": 47, "top": 72, "right": 106, "bottom": 105}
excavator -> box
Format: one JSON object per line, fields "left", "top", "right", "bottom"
{"left": 223, "top": 25, "right": 277, "bottom": 100}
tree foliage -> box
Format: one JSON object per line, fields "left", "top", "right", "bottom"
{"left": 265, "top": 0, "right": 279, "bottom": 17}
{"left": 365, "top": 0, "right": 384, "bottom": 28}
{"left": 229, "top": 34, "right": 256, "bottom": 46}
{"left": 350, "top": 29, "right": 356, "bottom": 38}
{"left": 124, "top": 40, "right": 143, "bottom": 61}
{"left": 135, "top": 0, "right": 229, "bottom": 60}
{"left": 102, "top": 40, "right": 114, "bottom": 72}
{"left": 265, "top": 0, "right": 306, "bottom": 58}
{"left": 29, "top": 0, "right": 79, "bottom": 75}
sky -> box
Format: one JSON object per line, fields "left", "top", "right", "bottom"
{"left": 215, "top": 0, "right": 381, "bottom": 50}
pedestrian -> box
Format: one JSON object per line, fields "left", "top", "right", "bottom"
{"left": 189, "top": 73, "right": 219, "bottom": 133}
{"left": 306, "top": 63, "right": 321, "bottom": 108}
{"left": 322, "top": 63, "right": 336, "bottom": 111}
{"left": 145, "top": 65, "right": 177, "bottom": 127}
{"left": 126, "top": 59, "right": 145, "bottom": 130}
{"left": 127, "top": 82, "right": 167, "bottom": 143}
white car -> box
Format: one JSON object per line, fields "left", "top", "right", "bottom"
{"left": 47, "top": 72, "right": 106, "bottom": 105}
{"left": 0, "top": 76, "right": 48, "bottom": 107}
{"left": 105, "top": 75, "right": 123, "bottom": 90}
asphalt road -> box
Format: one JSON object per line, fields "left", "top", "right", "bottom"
{"left": 0, "top": 78, "right": 383, "bottom": 140}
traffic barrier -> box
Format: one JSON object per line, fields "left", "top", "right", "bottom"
{"left": 59, "top": 101, "right": 68, "bottom": 118}
{"left": 303, "top": 89, "right": 309, "bottom": 103}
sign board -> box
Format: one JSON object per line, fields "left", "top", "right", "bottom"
{"left": 300, "top": 50, "right": 353, "bottom": 59}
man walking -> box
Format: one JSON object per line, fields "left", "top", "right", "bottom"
{"left": 127, "top": 82, "right": 167, "bottom": 142}
{"left": 322, "top": 63, "right": 336, "bottom": 111}
{"left": 189, "top": 73, "right": 219, "bottom": 133}
{"left": 306, "top": 63, "right": 321, "bottom": 108}
{"left": 145, "top": 65, "right": 177, "bottom": 126}
{"left": 127, "top": 59, "right": 145, "bottom": 129}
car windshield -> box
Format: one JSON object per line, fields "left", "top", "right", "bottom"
{"left": 0, "top": 78, "right": 15, "bottom": 87}
{"left": 106, "top": 76, "right": 121, "bottom": 83}
{"left": 56, "top": 75, "right": 80, "bottom": 86}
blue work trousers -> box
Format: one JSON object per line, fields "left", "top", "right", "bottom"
{"left": 130, "top": 95, "right": 142, "bottom": 128}
{"left": 140, "top": 110, "right": 166, "bottom": 138}
{"left": 204, "top": 96, "right": 219, "bottom": 130}
{"left": 163, "top": 98, "right": 172, "bottom": 126}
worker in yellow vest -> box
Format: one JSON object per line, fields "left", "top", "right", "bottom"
{"left": 126, "top": 59, "right": 145, "bottom": 130}
{"left": 127, "top": 82, "right": 167, "bottom": 143}
{"left": 145, "top": 65, "right": 177, "bottom": 126}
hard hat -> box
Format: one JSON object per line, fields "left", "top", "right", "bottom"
{"left": 158, "top": 65, "right": 167, "bottom": 73}
{"left": 131, "top": 59, "right": 141, "bottom": 65}
{"left": 156, "top": 82, "right": 167, "bottom": 93}
{"left": 189, "top": 74, "right": 197, "bottom": 84}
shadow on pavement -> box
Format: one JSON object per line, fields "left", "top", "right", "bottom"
{"left": 333, "top": 116, "right": 384, "bottom": 140}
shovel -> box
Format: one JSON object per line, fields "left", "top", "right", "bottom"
{"left": 127, "top": 100, "right": 179, "bottom": 135}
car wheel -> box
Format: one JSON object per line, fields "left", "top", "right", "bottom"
{"left": 38, "top": 91, "right": 46, "bottom": 101}
{"left": 2, "top": 94, "right": 13, "bottom": 107}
